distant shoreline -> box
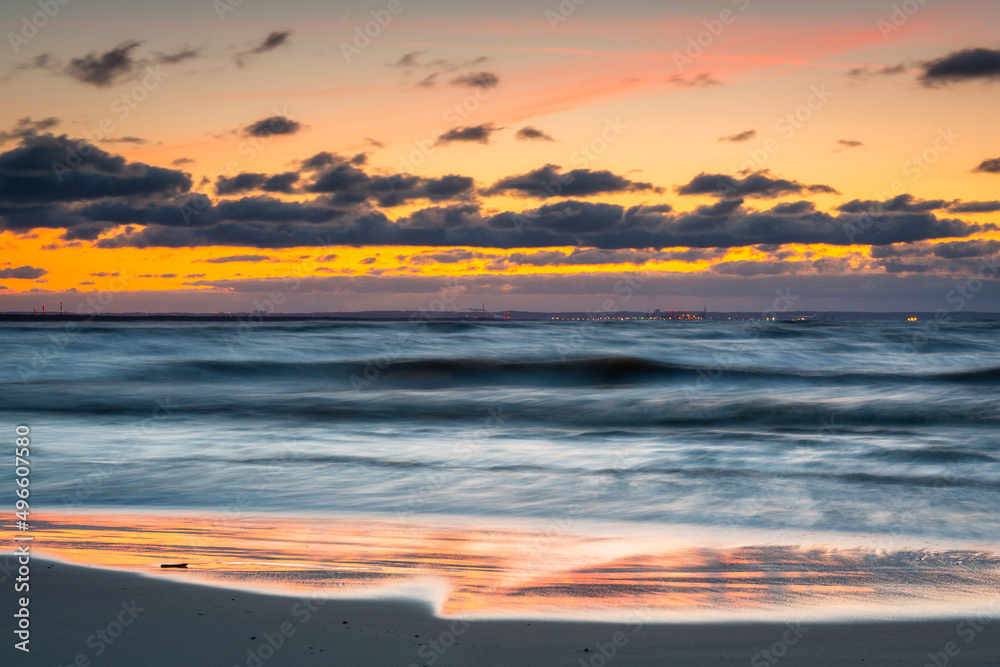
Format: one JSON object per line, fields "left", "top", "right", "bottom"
{"left": 2, "top": 311, "right": 999, "bottom": 322}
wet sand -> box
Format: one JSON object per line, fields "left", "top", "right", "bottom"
{"left": 3, "top": 558, "right": 999, "bottom": 666}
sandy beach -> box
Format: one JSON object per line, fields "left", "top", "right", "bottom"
{"left": 1, "top": 558, "right": 996, "bottom": 666}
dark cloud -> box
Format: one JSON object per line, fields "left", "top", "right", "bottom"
{"left": 13, "top": 42, "right": 202, "bottom": 88}
{"left": 867, "top": 238, "right": 1000, "bottom": 275}
{"left": 171, "top": 158, "right": 195, "bottom": 166}
{"left": 449, "top": 71, "right": 499, "bottom": 88}
{"left": 243, "top": 116, "right": 301, "bottom": 137}
{"left": 948, "top": 200, "right": 1000, "bottom": 213}
{"left": 871, "top": 240, "right": 1000, "bottom": 261}
{"left": 719, "top": 129, "right": 756, "bottom": 143}
{"left": 484, "top": 164, "right": 661, "bottom": 199}
{"left": 931, "top": 240, "right": 1000, "bottom": 259}
{"left": 838, "top": 194, "right": 947, "bottom": 214}
{"left": 202, "top": 254, "right": 271, "bottom": 263}
{"left": 0, "top": 133, "right": 192, "bottom": 208}
{"left": 300, "top": 152, "right": 338, "bottom": 171}
{"left": 300, "top": 157, "right": 475, "bottom": 206}
{"left": 973, "top": 157, "right": 1000, "bottom": 174}
{"left": 711, "top": 260, "right": 806, "bottom": 276}
{"left": 0, "top": 117, "right": 59, "bottom": 144}
{"left": 390, "top": 52, "right": 488, "bottom": 71}
{"left": 490, "top": 248, "right": 715, "bottom": 268}
{"left": 411, "top": 249, "right": 487, "bottom": 264}
{"left": 375, "top": 174, "right": 475, "bottom": 207}
{"left": 85, "top": 193, "right": 993, "bottom": 250}
{"left": 392, "top": 52, "right": 424, "bottom": 68}
{"left": 434, "top": 123, "right": 499, "bottom": 146}
{"left": 65, "top": 40, "right": 143, "bottom": 87}
{"left": 846, "top": 64, "right": 906, "bottom": 79}
{"left": 770, "top": 201, "right": 817, "bottom": 215}
{"left": 235, "top": 31, "right": 291, "bottom": 67}
{"left": 837, "top": 139, "right": 863, "bottom": 148}
{"left": 101, "top": 136, "right": 147, "bottom": 144}
{"left": 364, "top": 137, "right": 385, "bottom": 149}
{"left": 155, "top": 47, "right": 201, "bottom": 64}
{"left": 0, "top": 266, "right": 47, "bottom": 279}
{"left": 515, "top": 126, "right": 555, "bottom": 142}
{"left": 676, "top": 171, "right": 839, "bottom": 200}
{"left": 920, "top": 48, "right": 1000, "bottom": 86}
{"left": 1, "top": 135, "right": 991, "bottom": 256}
{"left": 215, "top": 172, "right": 300, "bottom": 195}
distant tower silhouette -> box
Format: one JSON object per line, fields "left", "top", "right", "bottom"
{"left": 60, "top": 300, "right": 63, "bottom": 315}
{"left": 41, "top": 304, "right": 45, "bottom": 314}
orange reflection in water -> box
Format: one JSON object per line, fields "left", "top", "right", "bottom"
{"left": 17, "top": 511, "right": 1000, "bottom": 620}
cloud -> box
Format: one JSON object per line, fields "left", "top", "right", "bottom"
{"left": 930, "top": 240, "right": 1000, "bottom": 259}
{"left": 948, "top": 200, "right": 1000, "bottom": 213}
{"left": 973, "top": 157, "right": 1000, "bottom": 174}
{"left": 297, "top": 155, "right": 474, "bottom": 206}
{"left": 375, "top": 174, "right": 475, "bottom": 207}
{"left": 0, "top": 133, "right": 192, "bottom": 207}
{"left": 449, "top": 71, "right": 499, "bottom": 88}
{"left": 101, "top": 136, "right": 147, "bottom": 144}
{"left": 711, "top": 260, "right": 806, "bottom": 276}
{"left": 838, "top": 194, "right": 947, "bottom": 214}
{"left": 920, "top": 48, "right": 1000, "bottom": 86}
{"left": 676, "top": 171, "right": 839, "bottom": 200}
{"left": 392, "top": 52, "right": 424, "bottom": 68}
{"left": 669, "top": 73, "right": 721, "bottom": 88}
{"left": 868, "top": 239, "right": 1000, "bottom": 275}
{"left": 0, "top": 117, "right": 59, "bottom": 144}
{"left": 484, "top": 164, "right": 661, "bottom": 199}
{"left": 2, "top": 134, "right": 991, "bottom": 256}
{"left": 364, "top": 137, "right": 385, "bottom": 148}
{"left": 515, "top": 126, "right": 555, "bottom": 142}
{"left": 837, "top": 139, "right": 863, "bottom": 149}
{"left": 846, "top": 64, "right": 906, "bottom": 79}
{"left": 0, "top": 266, "right": 47, "bottom": 279}
{"left": 65, "top": 40, "right": 143, "bottom": 87}
{"left": 390, "top": 52, "right": 488, "bottom": 71}
{"left": 172, "top": 158, "right": 195, "bottom": 166}
{"left": 488, "top": 248, "right": 716, "bottom": 268}
{"left": 234, "top": 30, "right": 291, "bottom": 67}
{"left": 12, "top": 42, "right": 204, "bottom": 88}
{"left": 719, "top": 129, "right": 756, "bottom": 143}
{"left": 88, "top": 194, "right": 991, "bottom": 251}
{"left": 202, "top": 254, "right": 271, "bottom": 263}
{"left": 434, "top": 123, "right": 499, "bottom": 146}
{"left": 243, "top": 116, "right": 301, "bottom": 137}
{"left": 155, "top": 47, "right": 201, "bottom": 64}
{"left": 215, "top": 172, "right": 300, "bottom": 195}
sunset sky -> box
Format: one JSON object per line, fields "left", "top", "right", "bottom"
{"left": 1, "top": 0, "right": 999, "bottom": 312}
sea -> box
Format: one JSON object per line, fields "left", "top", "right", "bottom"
{"left": 2, "top": 318, "right": 999, "bottom": 621}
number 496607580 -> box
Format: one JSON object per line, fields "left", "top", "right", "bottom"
{"left": 15, "top": 425, "right": 30, "bottom": 519}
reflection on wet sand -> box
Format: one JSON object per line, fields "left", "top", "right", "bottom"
{"left": 26, "top": 512, "right": 1000, "bottom": 621}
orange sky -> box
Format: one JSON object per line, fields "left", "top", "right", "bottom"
{"left": 1, "top": 0, "right": 999, "bottom": 311}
